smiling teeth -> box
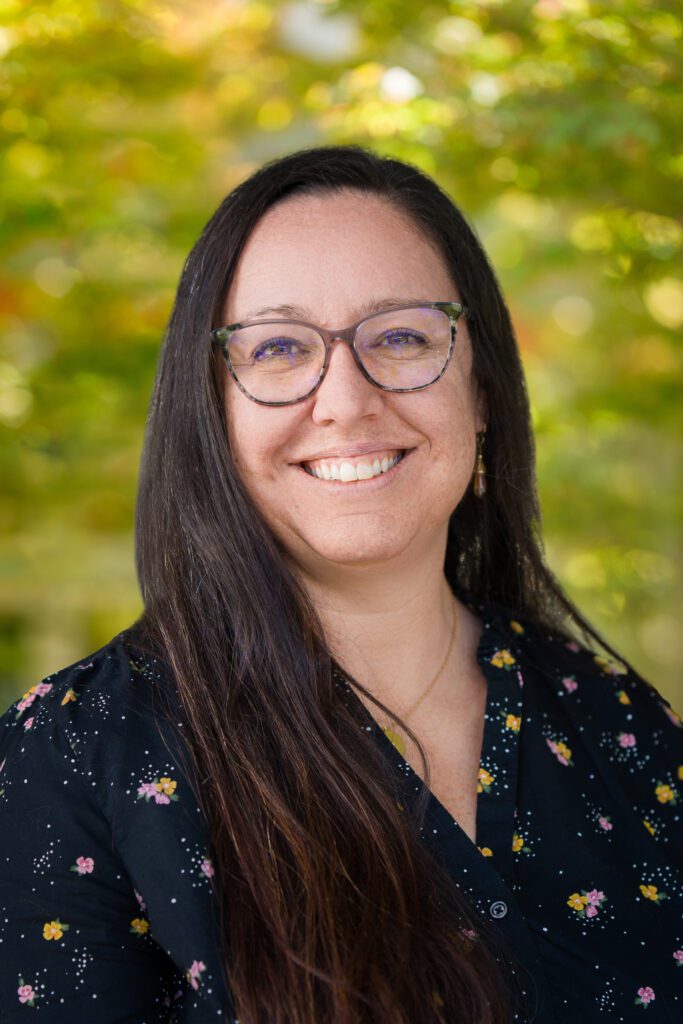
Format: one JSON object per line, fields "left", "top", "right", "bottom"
{"left": 306, "top": 453, "right": 403, "bottom": 482}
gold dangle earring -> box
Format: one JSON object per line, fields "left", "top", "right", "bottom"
{"left": 473, "top": 426, "right": 487, "bottom": 498}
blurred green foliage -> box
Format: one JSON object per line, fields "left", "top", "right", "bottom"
{"left": 1, "top": 0, "right": 681, "bottom": 709}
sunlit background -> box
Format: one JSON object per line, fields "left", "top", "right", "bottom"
{"left": 1, "top": 0, "right": 681, "bottom": 709}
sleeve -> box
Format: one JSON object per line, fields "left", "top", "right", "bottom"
{"left": 0, "top": 712, "right": 181, "bottom": 1022}
{"left": 0, "top": 648, "right": 235, "bottom": 1022}
{"left": 606, "top": 660, "right": 683, "bottom": 867}
{"left": 529, "top": 622, "right": 683, "bottom": 870}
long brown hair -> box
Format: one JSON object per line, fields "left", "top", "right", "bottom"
{"left": 131, "top": 146, "right": 638, "bottom": 1023}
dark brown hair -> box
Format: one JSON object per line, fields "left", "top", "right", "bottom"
{"left": 131, "top": 145, "right": 636, "bottom": 1023}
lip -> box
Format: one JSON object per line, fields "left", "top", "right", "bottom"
{"left": 291, "top": 442, "right": 415, "bottom": 463}
{"left": 294, "top": 447, "right": 414, "bottom": 489}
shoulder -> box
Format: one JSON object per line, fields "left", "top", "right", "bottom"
{"left": 490, "top": 605, "right": 682, "bottom": 745}
{"left": 1, "top": 632, "right": 175, "bottom": 753}
{"left": 0, "top": 634, "right": 193, "bottom": 835}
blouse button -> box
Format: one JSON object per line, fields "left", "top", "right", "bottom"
{"left": 489, "top": 900, "right": 508, "bottom": 919}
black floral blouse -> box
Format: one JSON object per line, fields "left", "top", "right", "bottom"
{"left": 0, "top": 596, "right": 681, "bottom": 1022}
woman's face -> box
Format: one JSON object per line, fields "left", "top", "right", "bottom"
{"left": 222, "top": 190, "right": 486, "bottom": 578}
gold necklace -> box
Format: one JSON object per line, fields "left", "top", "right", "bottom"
{"left": 382, "top": 595, "right": 458, "bottom": 756}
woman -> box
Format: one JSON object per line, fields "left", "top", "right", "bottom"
{"left": 0, "top": 146, "right": 680, "bottom": 1023}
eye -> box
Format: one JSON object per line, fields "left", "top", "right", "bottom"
{"left": 374, "top": 328, "right": 429, "bottom": 349}
{"left": 253, "top": 337, "right": 310, "bottom": 361}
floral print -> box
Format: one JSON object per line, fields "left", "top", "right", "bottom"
{"left": 186, "top": 959, "right": 206, "bottom": 991}
{"left": 567, "top": 888, "right": 607, "bottom": 918}
{"left": 545, "top": 735, "right": 574, "bottom": 766}
{"left": 137, "top": 776, "right": 180, "bottom": 804}
{"left": 17, "top": 979, "right": 37, "bottom": 1006}
{"left": 654, "top": 782, "right": 677, "bottom": 804}
{"left": 639, "top": 883, "right": 668, "bottom": 904}
{"left": 476, "top": 766, "right": 495, "bottom": 793}
{"left": 70, "top": 855, "right": 94, "bottom": 875}
{"left": 0, "top": 593, "right": 681, "bottom": 1022}
{"left": 42, "top": 919, "right": 68, "bottom": 941}
{"left": 636, "top": 986, "right": 656, "bottom": 1008}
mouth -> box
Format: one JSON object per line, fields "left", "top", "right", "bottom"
{"left": 298, "top": 447, "right": 412, "bottom": 483}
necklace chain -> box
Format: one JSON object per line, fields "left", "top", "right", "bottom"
{"left": 382, "top": 594, "right": 458, "bottom": 734}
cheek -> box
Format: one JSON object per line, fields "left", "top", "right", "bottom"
{"left": 224, "top": 384, "right": 294, "bottom": 481}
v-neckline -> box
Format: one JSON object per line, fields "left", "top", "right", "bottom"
{"left": 333, "top": 595, "right": 523, "bottom": 856}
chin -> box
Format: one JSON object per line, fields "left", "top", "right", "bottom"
{"left": 291, "top": 525, "right": 416, "bottom": 570}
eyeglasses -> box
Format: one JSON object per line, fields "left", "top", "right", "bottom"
{"left": 210, "top": 301, "right": 469, "bottom": 407}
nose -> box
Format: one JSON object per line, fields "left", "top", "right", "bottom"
{"left": 309, "top": 337, "right": 384, "bottom": 426}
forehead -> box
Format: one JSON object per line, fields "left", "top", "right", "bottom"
{"left": 224, "top": 190, "right": 457, "bottom": 325}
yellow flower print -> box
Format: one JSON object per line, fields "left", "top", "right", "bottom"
{"left": 137, "top": 776, "right": 180, "bottom": 804}
{"left": 512, "top": 833, "right": 532, "bottom": 854}
{"left": 130, "top": 917, "right": 150, "bottom": 935}
{"left": 677, "top": 765, "right": 683, "bottom": 780}
{"left": 567, "top": 893, "right": 589, "bottom": 911}
{"left": 490, "top": 649, "right": 516, "bottom": 670}
{"left": 155, "top": 777, "right": 177, "bottom": 796}
{"left": 509, "top": 621, "right": 525, "bottom": 634}
{"left": 384, "top": 728, "right": 405, "bottom": 756}
{"left": 61, "top": 688, "right": 77, "bottom": 706}
{"left": 477, "top": 767, "right": 494, "bottom": 794}
{"left": 655, "top": 783, "right": 677, "bottom": 805}
{"left": 643, "top": 819, "right": 656, "bottom": 836}
{"left": 639, "top": 883, "right": 668, "bottom": 904}
{"left": 615, "top": 690, "right": 631, "bottom": 705}
{"left": 593, "top": 655, "right": 627, "bottom": 676}
{"left": 546, "top": 736, "right": 574, "bottom": 766}
{"left": 478, "top": 846, "right": 493, "bottom": 857}
{"left": 505, "top": 713, "right": 521, "bottom": 732}
{"left": 43, "top": 919, "right": 69, "bottom": 940}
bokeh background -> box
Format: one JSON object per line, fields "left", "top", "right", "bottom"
{"left": 1, "top": 0, "right": 681, "bottom": 710}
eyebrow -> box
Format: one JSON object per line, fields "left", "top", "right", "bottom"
{"left": 237, "top": 297, "right": 431, "bottom": 324}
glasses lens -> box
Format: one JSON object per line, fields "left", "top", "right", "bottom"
{"left": 226, "top": 323, "right": 325, "bottom": 403}
{"left": 355, "top": 307, "right": 453, "bottom": 389}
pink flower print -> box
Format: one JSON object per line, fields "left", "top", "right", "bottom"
{"left": 618, "top": 732, "right": 636, "bottom": 748}
{"left": 15, "top": 681, "right": 53, "bottom": 720}
{"left": 71, "top": 856, "right": 94, "bottom": 875}
{"left": 200, "top": 857, "right": 215, "bottom": 879}
{"left": 546, "top": 736, "right": 573, "bottom": 766}
{"left": 635, "top": 986, "right": 655, "bottom": 1008}
{"left": 23, "top": 717, "right": 34, "bottom": 730}
{"left": 594, "top": 655, "right": 627, "bottom": 676}
{"left": 137, "top": 782, "right": 158, "bottom": 800}
{"left": 660, "top": 702, "right": 682, "bottom": 728}
{"left": 17, "top": 981, "right": 36, "bottom": 1005}
{"left": 567, "top": 888, "right": 607, "bottom": 917}
{"left": 134, "top": 889, "right": 146, "bottom": 912}
{"left": 187, "top": 960, "right": 206, "bottom": 991}
{"left": 565, "top": 640, "right": 580, "bottom": 652}
{"left": 673, "top": 949, "right": 683, "bottom": 966}
{"left": 598, "top": 815, "right": 613, "bottom": 831}
{"left": 561, "top": 676, "right": 578, "bottom": 693}
{"left": 137, "top": 777, "right": 179, "bottom": 804}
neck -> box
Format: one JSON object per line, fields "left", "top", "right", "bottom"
{"left": 291, "top": 532, "right": 479, "bottom": 717}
